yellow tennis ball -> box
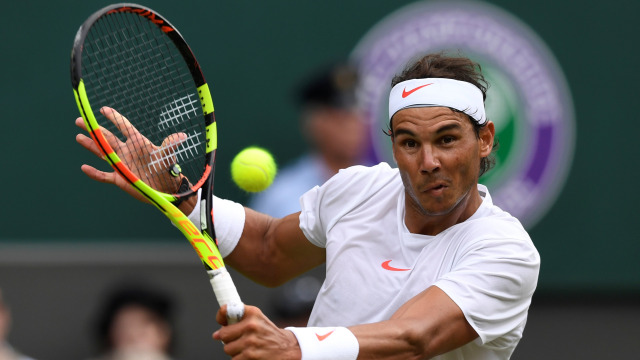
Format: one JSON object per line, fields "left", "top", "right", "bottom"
{"left": 231, "top": 147, "right": 277, "bottom": 192}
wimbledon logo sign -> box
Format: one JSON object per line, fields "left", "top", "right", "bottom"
{"left": 352, "top": 1, "right": 575, "bottom": 229}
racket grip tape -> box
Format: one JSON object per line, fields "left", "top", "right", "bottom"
{"left": 208, "top": 268, "right": 244, "bottom": 324}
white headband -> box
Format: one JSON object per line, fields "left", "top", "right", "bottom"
{"left": 388, "top": 78, "right": 486, "bottom": 124}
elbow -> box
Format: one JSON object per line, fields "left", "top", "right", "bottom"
{"left": 235, "top": 265, "right": 288, "bottom": 288}
{"left": 389, "top": 326, "right": 432, "bottom": 360}
{"left": 252, "top": 220, "right": 298, "bottom": 287}
{"left": 248, "top": 247, "right": 291, "bottom": 288}
{"left": 399, "top": 324, "right": 447, "bottom": 360}
{"left": 404, "top": 323, "right": 477, "bottom": 359}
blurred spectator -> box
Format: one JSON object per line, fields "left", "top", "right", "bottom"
{"left": 270, "top": 275, "right": 322, "bottom": 328}
{"left": 87, "top": 283, "right": 175, "bottom": 360}
{"left": 249, "top": 60, "right": 370, "bottom": 217}
{"left": 0, "top": 288, "right": 35, "bottom": 360}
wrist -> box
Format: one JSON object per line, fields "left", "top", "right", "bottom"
{"left": 173, "top": 176, "right": 196, "bottom": 208}
{"left": 283, "top": 328, "right": 303, "bottom": 360}
{"left": 210, "top": 195, "right": 245, "bottom": 257}
{"left": 286, "top": 326, "right": 359, "bottom": 360}
{"left": 178, "top": 194, "right": 198, "bottom": 214}
{"left": 183, "top": 193, "right": 245, "bottom": 257}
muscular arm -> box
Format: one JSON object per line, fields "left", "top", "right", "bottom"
{"left": 351, "top": 285, "right": 478, "bottom": 359}
{"left": 223, "top": 208, "right": 325, "bottom": 287}
{"left": 215, "top": 285, "right": 478, "bottom": 360}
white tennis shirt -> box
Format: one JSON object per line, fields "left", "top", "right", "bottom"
{"left": 298, "top": 163, "right": 540, "bottom": 359}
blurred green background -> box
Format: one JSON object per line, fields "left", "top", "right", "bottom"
{"left": 0, "top": 1, "right": 638, "bottom": 358}
{"left": 1, "top": 0, "right": 638, "bottom": 294}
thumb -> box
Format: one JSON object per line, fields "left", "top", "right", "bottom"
{"left": 216, "top": 304, "right": 230, "bottom": 326}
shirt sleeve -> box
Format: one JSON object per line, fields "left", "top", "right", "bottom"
{"left": 298, "top": 163, "right": 396, "bottom": 248}
{"left": 434, "top": 235, "right": 540, "bottom": 345}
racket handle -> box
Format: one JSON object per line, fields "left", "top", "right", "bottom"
{"left": 208, "top": 268, "right": 244, "bottom": 324}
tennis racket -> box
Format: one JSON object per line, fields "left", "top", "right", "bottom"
{"left": 71, "top": 3, "right": 244, "bottom": 323}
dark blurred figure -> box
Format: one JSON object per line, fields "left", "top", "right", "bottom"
{"left": 87, "top": 284, "right": 175, "bottom": 360}
{"left": 0, "top": 289, "right": 35, "bottom": 360}
{"left": 270, "top": 275, "right": 323, "bottom": 328}
{"left": 249, "top": 60, "right": 370, "bottom": 217}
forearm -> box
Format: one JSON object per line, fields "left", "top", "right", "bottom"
{"left": 214, "top": 286, "right": 476, "bottom": 360}
{"left": 285, "top": 319, "right": 433, "bottom": 360}
{"left": 350, "top": 319, "right": 441, "bottom": 360}
{"left": 351, "top": 286, "right": 478, "bottom": 359}
{"left": 185, "top": 194, "right": 323, "bottom": 285}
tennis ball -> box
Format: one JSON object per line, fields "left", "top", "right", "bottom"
{"left": 231, "top": 147, "right": 277, "bottom": 192}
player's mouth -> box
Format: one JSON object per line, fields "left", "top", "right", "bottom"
{"left": 422, "top": 182, "right": 448, "bottom": 195}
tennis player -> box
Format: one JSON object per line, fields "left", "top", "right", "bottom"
{"left": 77, "top": 53, "right": 540, "bottom": 359}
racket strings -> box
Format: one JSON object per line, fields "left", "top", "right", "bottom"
{"left": 147, "top": 130, "right": 204, "bottom": 175}
{"left": 81, "top": 11, "right": 206, "bottom": 194}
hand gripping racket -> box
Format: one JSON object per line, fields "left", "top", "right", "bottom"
{"left": 71, "top": 3, "right": 244, "bottom": 323}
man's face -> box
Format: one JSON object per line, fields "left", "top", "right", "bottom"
{"left": 306, "top": 107, "right": 367, "bottom": 164}
{"left": 110, "top": 304, "right": 171, "bottom": 352}
{"left": 392, "top": 107, "right": 493, "bottom": 218}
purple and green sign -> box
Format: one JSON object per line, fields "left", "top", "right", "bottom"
{"left": 352, "top": 0, "right": 575, "bottom": 228}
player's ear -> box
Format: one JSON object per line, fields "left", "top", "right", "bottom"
{"left": 388, "top": 119, "right": 398, "bottom": 164}
{"left": 391, "top": 142, "right": 398, "bottom": 164}
{"left": 478, "top": 121, "right": 495, "bottom": 157}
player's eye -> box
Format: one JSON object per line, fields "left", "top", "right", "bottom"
{"left": 441, "top": 136, "right": 456, "bottom": 144}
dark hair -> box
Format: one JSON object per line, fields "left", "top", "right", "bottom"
{"left": 389, "top": 52, "right": 498, "bottom": 177}
{"left": 296, "top": 60, "right": 359, "bottom": 109}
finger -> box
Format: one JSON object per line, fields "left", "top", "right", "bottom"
{"left": 100, "top": 106, "right": 139, "bottom": 140}
{"left": 214, "top": 305, "right": 246, "bottom": 341}
{"left": 100, "top": 127, "right": 125, "bottom": 154}
{"left": 161, "top": 132, "right": 188, "bottom": 156}
{"left": 215, "top": 306, "right": 273, "bottom": 359}
{"left": 161, "top": 132, "right": 188, "bottom": 148}
{"left": 218, "top": 303, "right": 250, "bottom": 324}
{"left": 213, "top": 326, "right": 245, "bottom": 357}
{"left": 158, "top": 132, "right": 188, "bottom": 169}
{"left": 76, "top": 133, "right": 106, "bottom": 160}
{"left": 75, "top": 117, "right": 88, "bottom": 131}
{"left": 77, "top": 114, "right": 124, "bottom": 154}
{"left": 81, "top": 164, "right": 149, "bottom": 203}
{"left": 221, "top": 336, "right": 245, "bottom": 358}
{"left": 216, "top": 304, "right": 229, "bottom": 326}
{"left": 80, "top": 164, "right": 116, "bottom": 184}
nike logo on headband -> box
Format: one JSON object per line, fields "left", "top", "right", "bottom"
{"left": 402, "top": 83, "right": 433, "bottom": 98}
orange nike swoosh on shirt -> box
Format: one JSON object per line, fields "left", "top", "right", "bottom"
{"left": 381, "top": 260, "right": 411, "bottom": 271}
{"left": 316, "top": 330, "right": 335, "bottom": 341}
{"left": 401, "top": 83, "right": 433, "bottom": 98}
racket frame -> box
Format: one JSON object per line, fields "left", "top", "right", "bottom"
{"left": 71, "top": 3, "right": 242, "bottom": 319}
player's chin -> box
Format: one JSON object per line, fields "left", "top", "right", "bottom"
{"left": 421, "top": 205, "right": 455, "bottom": 217}
{"left": 417, "top": 196, "right": 458, "bottom": 216}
